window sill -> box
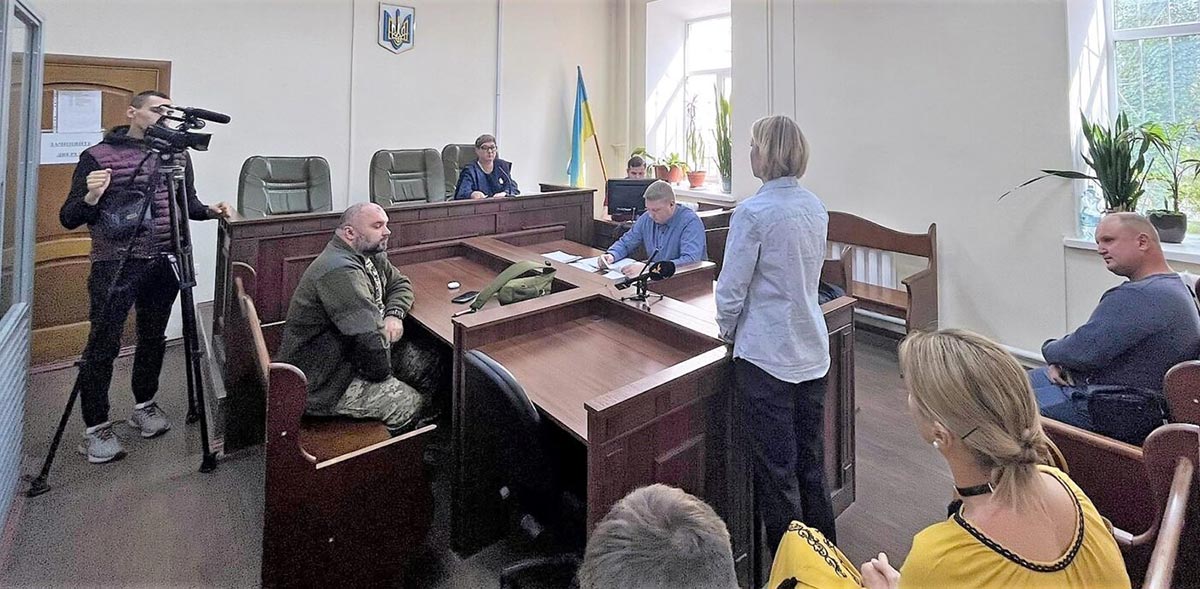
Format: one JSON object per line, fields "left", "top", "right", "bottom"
{"left": 1064, "top": 235, "right": 1200, "bottom": 265}
{"left": 674, "top": 184, "right": 737, "bottom": 204}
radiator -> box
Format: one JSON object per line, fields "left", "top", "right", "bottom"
{"left": 828, "top": 241, "right": 898, "bottom": 289}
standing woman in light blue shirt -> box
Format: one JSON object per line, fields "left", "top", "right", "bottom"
{"left": 715, "top": 115, "right": 834, "bottom": 552}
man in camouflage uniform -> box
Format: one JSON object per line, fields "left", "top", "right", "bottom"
{"left": 277, "top": 202, "right": 438, "bottom": 434}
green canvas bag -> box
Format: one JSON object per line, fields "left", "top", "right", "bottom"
{"left": 469, "top": 260, "right": 556, "bottom": 312}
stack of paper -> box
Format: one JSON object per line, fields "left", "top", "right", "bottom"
{"left": 541, "top": 250, "right": 583, "bottom": 264}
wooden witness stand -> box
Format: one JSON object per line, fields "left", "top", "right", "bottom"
{"left": 213, "top": 186, "right": 856, "bottom": 587}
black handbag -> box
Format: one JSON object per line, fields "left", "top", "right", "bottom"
{"left": 1085, "top": 384, "right": 1166, "bottom": 445}
{"left": 95, "top": 189, "right": 152, "bottom": 242}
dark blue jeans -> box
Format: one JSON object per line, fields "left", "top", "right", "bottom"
{"left": 735, "top": 358, "right": 836, "bottom": 554}
{"left": 78, "top": 257, "right": 179, "bottom": 427}
{"left": 1029, "top": 366, "right": 1093, "bottom": 430}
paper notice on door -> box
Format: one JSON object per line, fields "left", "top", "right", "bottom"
{"left": 40, "top": 131, "right": 102, "bottom": 165}
{"left": 53, "top": 90, "right": 103, "bottom": 133}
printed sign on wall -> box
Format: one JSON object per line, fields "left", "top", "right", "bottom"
{"left": 379, "top": 4, "right": 415, "bottom": 54}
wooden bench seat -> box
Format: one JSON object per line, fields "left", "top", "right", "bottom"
{"left": 1043, "top": 419, "right": 1200, "bottom": 585}
{"left": 826, "top": 211, "right": 937, "bottom": 332}
{"left": 230, "top": 278, "right": 436, "bottom": 587}
{"left": 298, "top": 417, "right": 393, "bottom": 463}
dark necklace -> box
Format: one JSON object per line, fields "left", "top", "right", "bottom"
{"left": 955, "top": 482, "right": 994, "bottom": 497}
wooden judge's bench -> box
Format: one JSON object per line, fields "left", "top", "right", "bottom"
{"left": 211, "top": 186, "right": 856, "bottom": 587}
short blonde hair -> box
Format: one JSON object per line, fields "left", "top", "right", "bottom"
{"left": 751, "top": 115, "right": 810, "bottom": 180}
{"left": 899, "top": 329, "right": 1052, "bottom": 511}
{"left": 642, "top": 180, "right": 675, "bottom": 203}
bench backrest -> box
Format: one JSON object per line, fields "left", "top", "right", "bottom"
{"left": 1042, "top": 417, "right": 1155, "bottom": 537}
{"left": 1141, "top": 424, "right": 1200, "bottom": 588}
{"left": 1166, "top": 360, "right": 1200, "bottom": 426}
{"left": 706, "top": 227, "right": 728, "bottom": 278}
{"left": 827, "top": 211, "right": 936, "bottom": 260}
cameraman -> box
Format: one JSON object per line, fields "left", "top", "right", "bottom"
{"left": 59, "top": 90, "right": 231, "bottom": 464}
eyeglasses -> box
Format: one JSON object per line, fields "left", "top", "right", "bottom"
{"left": 478, "top": 145, "right": 498, "bottom": 152}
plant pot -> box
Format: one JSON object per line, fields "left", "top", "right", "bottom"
{"left": 653, "top": 165, "right": 669, "bottom": 180}
{"left": 1148, "top": 210, "right": 1188, "bottom": 244}
{"left": 721, "top": 176, "right": 732, "bottom": 194}
{"left": 687, "top": 171, "right": 707, "bottom": 189}
{"left": 665, "top": 165, "right": 685, "bottom": 184}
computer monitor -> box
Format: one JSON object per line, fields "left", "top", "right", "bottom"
{"left": 606, "top": 178, "right": 656, "bottom": 219}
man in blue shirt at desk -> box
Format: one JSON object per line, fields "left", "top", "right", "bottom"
{"left": 600, "top": 180, "right": 706, "bottom": 277}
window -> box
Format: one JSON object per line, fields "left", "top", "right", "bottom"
{"left": 683, "top": 14, "right": 730, "bottom": 183}
{"left": 1092, "top": 0, "right": 1200, "bottom": 233}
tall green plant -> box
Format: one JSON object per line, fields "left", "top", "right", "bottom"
{"left": 1143, "top": 120, "right": 1200, "bottom": 212}
{"left": 685, "top": 96, "right": 706, "bottom": 171}
{"left": 1001, "top": 112, "right": 1159, "bottom": 212}
{"left": 713, "top": 86, "right": 732, "bottom": 182}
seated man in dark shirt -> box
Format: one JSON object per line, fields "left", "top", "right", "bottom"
{"left": 1032, "top": 213, "right": 1200, "bottom": 443}
{"left": 453, "top": 133, "right": 519, "bottom": 199}
{"left": 276, "top": 203, "right": 442, "bottom": 434}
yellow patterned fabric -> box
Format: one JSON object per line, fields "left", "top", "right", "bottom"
{"left": 898, "top": 466, "right": 1130, "bottom": 589}
{"left": 767, "top": 521, "right": 862, "bottom": 589}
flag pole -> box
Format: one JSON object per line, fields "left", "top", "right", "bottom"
{"left": 592, "top": 134, "right": 609, "bottom": 182}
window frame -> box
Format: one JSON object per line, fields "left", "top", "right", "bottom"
{"left": 683, "top": 12, "right": 731, "bottom": 182}
{"left": 1104, "top": 0, "right": 1200, "bottom": 123}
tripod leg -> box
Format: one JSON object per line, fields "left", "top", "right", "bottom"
{"left": 27, "top": 368, "right": 84, "bottom": 497}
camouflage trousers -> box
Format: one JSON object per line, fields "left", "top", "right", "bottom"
{"left": 335, "top": 376, "right": 425, "bottom": 434}
{"left": 334, "top": 333, "right": 449, "bottom": 434}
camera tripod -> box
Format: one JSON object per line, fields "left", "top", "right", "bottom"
{"left": 28, "top": 152, "right": 217, "bottom": 498}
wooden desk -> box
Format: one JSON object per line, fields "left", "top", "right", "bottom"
{"left": 452, "top": 291, "right": 732, "bottom": 557}
{"left": 644, "top": 281, "right": 860, "bottom": 517}
{"left": 212, "top": 188, "right": 596, "bottom": 354}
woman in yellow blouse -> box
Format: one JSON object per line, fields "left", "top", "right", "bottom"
{"left": 860, "top": 329, "right": 1130, "bottom": 589}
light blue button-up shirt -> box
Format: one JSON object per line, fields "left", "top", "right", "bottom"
{"left": 607, "top": 204, "right": 706, "bottom": 265}
{"left": 715, "top": 177, "right": 830, "bottom": 383}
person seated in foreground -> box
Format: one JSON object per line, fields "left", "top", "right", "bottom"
{"left": 857, "top": 329, "right": 1130, "bottom": 589}
{"left": 600, "top": 180, "right": 705, "bottom": 278}
{"left": 626, "top": 155, "right": 648, "bottom": 179}
{"left": 1031, "top": 212, "right": 1200, "bottom": 444}
{"left": 453, "top": 133, "right": 520, "bottom": 199}
{"left": 577, "top": 484, "right": 738, "bottom": 589}
{"left": 277, "top": 202, "right": 441, "bottom": 435}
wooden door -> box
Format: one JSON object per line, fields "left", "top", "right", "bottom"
{"left": 32, "top": 55, "right": 169, "bottom": 368}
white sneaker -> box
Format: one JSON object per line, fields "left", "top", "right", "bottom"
{"left": 77, "top": 422, "right": 127, "bottom": 464}
{"left": 128, "top": 400, "right": 171, "bottom": 438}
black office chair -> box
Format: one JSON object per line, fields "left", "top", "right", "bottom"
{"left": 463, "top": 350, "right": 584, "bottom": 589}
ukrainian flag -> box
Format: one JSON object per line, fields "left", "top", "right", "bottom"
{"left": 567, "top": 66, "right": 595, "bottom": 187}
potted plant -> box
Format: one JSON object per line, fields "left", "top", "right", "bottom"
{"left": 1143, "top": 120, "right": 1200, "bottom": 243}
{"left": 685, "top": 96, "right": 707, "bottom": 188}
{"left": 686, "top": 136, "right": 707, "bottom": 188}
{"left": 713, "top": 86, "right": 732, "bottom": 194}
{"left": 1001, "top": 111, "right": 1160, "bottom": 214}
{"left": 658, "top": 152, "right": 687, "bottom": 184}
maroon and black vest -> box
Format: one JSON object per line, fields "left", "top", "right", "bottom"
{"left": 84, "top": 136, "right": 186, "bottom": 261}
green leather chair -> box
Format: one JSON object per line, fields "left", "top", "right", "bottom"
{"left": 369, "top": 148, "right": 446, "bottom": 207}
{"left": 237, "top": 156, "right": 333, "bottom": 219}
{"left": 441, "top": 143, "right": 477, "bottom": 198}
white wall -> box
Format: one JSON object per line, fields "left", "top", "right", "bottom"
{"left": 35, "top": 0, "right": 620, "bottom": 336}
{"left": 733, "top": 0, "right": 1079, "bottom": 353}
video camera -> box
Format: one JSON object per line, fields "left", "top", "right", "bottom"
{"left": 145, "top": 105, "right": 231, "bottom": 153}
